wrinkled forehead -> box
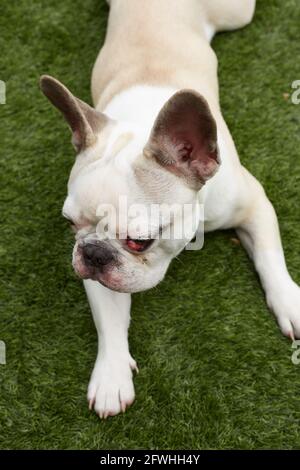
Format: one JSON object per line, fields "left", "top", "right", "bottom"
{"left": 64, "top": 162, "right": 136, "bottom": 222}
{"left": 63, "top": 164, "right": 198, "bottom": 244}
{"left": 62, "top": 120, "right": 196, "bottom": 235}
{"left": 64, "top": 122, "right": 145, "bottom": 215}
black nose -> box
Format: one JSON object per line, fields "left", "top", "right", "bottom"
{"left": 82, "top": 243, "right": 115, "bottom": 268}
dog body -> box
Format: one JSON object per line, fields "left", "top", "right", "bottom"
{"left": 91, "top": 0, "right": 250, "bottom": 236}
{"left": 41, "top": 0, "right": 300, "bottom": 418}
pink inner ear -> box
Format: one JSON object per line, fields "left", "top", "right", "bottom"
{"left": 175, "top": 141, "right": 194, "bottom": 161}
{"left": 146, "top": 90, "right": 220, "bottom": 187}
{"left": 166, "top": 109, "right": 219, "bottom": 182}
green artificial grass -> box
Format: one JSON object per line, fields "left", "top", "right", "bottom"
{"left": 1, "top": 0, "right": 300, "bottom": 450}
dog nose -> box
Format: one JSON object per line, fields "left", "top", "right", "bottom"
{"left": 82, "top": 243, "right": 114, "bottom": 268}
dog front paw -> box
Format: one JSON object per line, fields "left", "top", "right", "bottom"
{"left": 267, "top": 281, "right": 300, "bottom": 339}
{"left": 87, "top": 355, "right": 137, "bottom": 418}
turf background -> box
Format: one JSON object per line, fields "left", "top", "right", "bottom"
{"left": 1, "top": 0, "right": 300, "bottom": 449}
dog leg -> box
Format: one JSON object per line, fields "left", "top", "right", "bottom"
{"left": 205, "top": 0, "right": 256, "bottom": 33}
{"left": 84, "top": 279, "right": 137, "bottom": 418}
{"left": 236, "top": 169, "right": 300, "bottom": 339}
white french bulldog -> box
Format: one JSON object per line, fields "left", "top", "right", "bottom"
{"left": 40, "top": 0, "right": 300, "bottom": 419}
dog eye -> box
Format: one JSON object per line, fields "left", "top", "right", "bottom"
{"left": 126, "top": 237, "right": 154, "bottom": 253}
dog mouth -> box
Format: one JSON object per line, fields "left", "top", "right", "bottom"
{"left": 72, "top": 243, "right": 124, "bottom": 290}
{"left": 73, "top": 262, "right": 129, "bottom": 292}
{"left": 125, "top": 237, "right": 154, "bottom": 253}
{"left": 72, "top": 239, "right": 161, "bottom": 293}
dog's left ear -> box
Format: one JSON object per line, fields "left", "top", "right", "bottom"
{"left": 144, "top": 90, "right": 220, "bottom": 189}
{"left": 40, "top": 75, "right": 108, "bottom": 152}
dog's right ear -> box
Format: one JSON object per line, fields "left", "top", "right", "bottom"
{"left": 143, "top": 90, "right": 220, "bottom": 190}
{"left": 40, "top": 75, "right": 108, "bottom": 152}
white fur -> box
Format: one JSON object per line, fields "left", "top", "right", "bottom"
{"left": 102, "top": 85, "right": 177, "bottom": 128}
{"left": 58, "top": 0, "right": 300, "bottom": 419}
{"left": 84, "top": 280, "right": 137, "bottom": 417}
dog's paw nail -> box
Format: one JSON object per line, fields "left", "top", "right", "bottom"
{"left": 129, "top": 357, "right": 139, "bottom": 373}
{"left": 288, "top": 331, "right": 295, "bottom": 341}
{"left": 121, "top": 401, "right": 127, "bottom": 413}
{"left": 88, "top": 398, "right": 95, "bottom": 410}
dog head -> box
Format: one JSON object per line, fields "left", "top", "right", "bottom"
{"left": 40, "top": 75, "right": 220, "bottom": 293}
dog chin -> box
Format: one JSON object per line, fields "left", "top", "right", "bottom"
{"left": 72, "top": 255, "right": 165, "bottom": 293}
{"left": 77, "top": 266, "right": 160, "bottom": 293}
{"left": 94, "top": 273, "right": 153, "bottom": 294}
{"left": 73, "top": 260, "right": 129, "bottom": 292}
{"left": 96, "top": 273, "right": 164, "bottom": 294}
